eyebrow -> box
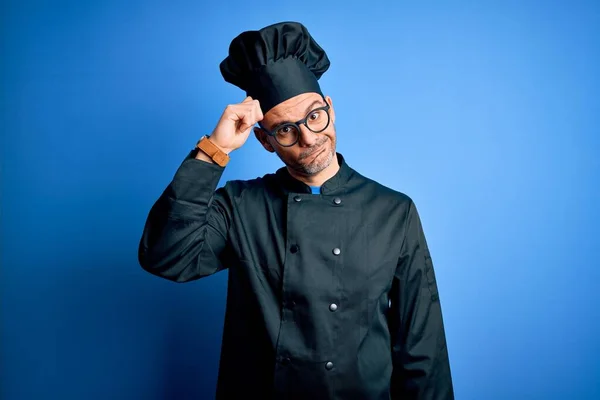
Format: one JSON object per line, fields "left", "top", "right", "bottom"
{"left": 270, "top": 99, "right": 325, "bottom": 127}
{"left": 302, "top": 99, "right": 325, "bottom": 116}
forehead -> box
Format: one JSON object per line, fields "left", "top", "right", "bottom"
{"left": 264, "top": 92, "right": 323, "bottom": 122}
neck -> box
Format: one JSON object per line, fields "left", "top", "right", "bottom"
{"left": 287, "top": 153, "right": 340, "bottom": 187}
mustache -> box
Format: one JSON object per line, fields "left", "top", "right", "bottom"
{"left": 299, "top": 139, "right": 328, "bottom": 160}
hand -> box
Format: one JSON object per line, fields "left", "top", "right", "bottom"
{"left": 209, "top": 96, "right": 264, "bottom": 153}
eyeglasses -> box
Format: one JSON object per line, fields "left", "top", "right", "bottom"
{"left": 258, "top": 102, "right": 331, "bottom": 147}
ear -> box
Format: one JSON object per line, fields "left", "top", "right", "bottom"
{"left": 325, "top": 95, "right": 335, "bottom": 123}
{"left": 253, "top": 126, "right": 275, "bottom": 153}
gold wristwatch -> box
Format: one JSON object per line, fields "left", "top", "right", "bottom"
{"left": 196, "top": 135, "right": 230, "bottom": 167}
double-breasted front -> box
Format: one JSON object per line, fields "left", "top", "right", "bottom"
{"left": 138, "top": 151, "right": 454, "bottom": 399}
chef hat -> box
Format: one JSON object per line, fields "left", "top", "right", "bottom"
{"left": 219, "top": 21, "right": 330, "bottom": 114}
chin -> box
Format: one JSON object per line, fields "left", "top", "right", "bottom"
{"left": 299, "top": 146, "right": 334, "bottom": 175}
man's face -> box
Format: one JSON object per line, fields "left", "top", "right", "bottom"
{"left": 254, "top": 92, "right": 337, "bottom": 176}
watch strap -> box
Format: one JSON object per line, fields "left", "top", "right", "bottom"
{"left": 196, "top": 136, "right": 230, "bottom": 167}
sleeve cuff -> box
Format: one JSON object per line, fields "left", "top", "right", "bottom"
{"left": 169, "top": 149, "right": 227, "bottom": 203}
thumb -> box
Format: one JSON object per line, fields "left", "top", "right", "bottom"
{"left": 237, "top": 115, "right": 253, "bottom": 134}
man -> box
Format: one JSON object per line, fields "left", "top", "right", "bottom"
{"left": 138, "top": 21, "right": 454, "bottom": 399}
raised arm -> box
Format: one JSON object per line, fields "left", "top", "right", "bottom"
{"left": 138, "top": 95, "right": 264, "bottom": 282}
{"left": 138, "top": 153, "right": 233, "bottom": 282}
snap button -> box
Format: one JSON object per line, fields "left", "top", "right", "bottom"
{"left": 329, "top": 303, "right": 338, "bottom": 312}
{"left": 325, "top": 361, "right": 334, "bottom": 370}
{"left": 333, "top": 197, "right": 342, "bottom": 205}
{"left": 293, "top": 195, "right": 302, "bottom": 202}
{"left": 332, "top": 248, "right": 341, "bottom": 256}
{"left": 290, "top": 245, "right": 299, "bottom": 253}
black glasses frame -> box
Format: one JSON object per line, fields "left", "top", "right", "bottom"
{"left": 258, "top": 101, "right": 331, "bottom": 147}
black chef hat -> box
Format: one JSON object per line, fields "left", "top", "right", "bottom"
{"left": 219, "top": 21, "right": 330, "bottom": 114}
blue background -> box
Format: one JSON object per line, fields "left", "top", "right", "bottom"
{"left": 2, "top": 1, "right": 599, "bottom": 399}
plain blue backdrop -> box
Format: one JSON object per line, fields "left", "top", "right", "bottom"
{"left": 2, "top": 1, "right": 599, "bottom": 399}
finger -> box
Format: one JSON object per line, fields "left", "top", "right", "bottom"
{"left": 237, "top": 113, "right": 255, "bottom": 134}
{"left": 227, "top": 105, "right": 250, "bottom": 123}
{"left": 241, "top": 96, "right": 254, "bottom": 104}
{"left": 253, "top": 100, "right": 264, "bottom": 121}
{"left": 233, "top": 103, "right": 260, "bottom": 126}
{"left": 231, "top": 100, "right": 261, "bottom": 123}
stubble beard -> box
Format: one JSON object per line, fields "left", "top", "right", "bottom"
{"left": 298, "top": 144, "right": 334, "bottom": 175}
{"left": 282, "top": 132, "right": 336, "bottom": 176}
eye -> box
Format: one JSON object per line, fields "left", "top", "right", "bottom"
{"left": 276, "top": 125, "right": 293, "bottom": 136}
{"left": 309, "top": 111, "right": 321, "bottom": 120}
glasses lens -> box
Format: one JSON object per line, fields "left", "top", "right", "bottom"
{"left": 275, "top": 124, "right": 299, "bottom": 146}
{"left": 306, "top": 108, "right": 330, "bottom": 133}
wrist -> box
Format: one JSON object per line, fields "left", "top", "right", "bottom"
{"left": 207, "top": 136, "right": 234, "bottom": 154}
{"left": 194, "top": 149, "right": 216, "bottom": 163}
{"left": 195, "top": 135, "right": 231, "bottom": 167}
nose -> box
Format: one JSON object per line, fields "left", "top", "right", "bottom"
{"left": 296, "top": 124, "right": 319, "bottom": 147}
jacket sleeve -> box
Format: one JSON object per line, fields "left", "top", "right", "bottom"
{"left": 389, "top": 199, "right": 454, "bottom": 399}
{"left": 137, "top": 150, "right": 234, "bottom": 283}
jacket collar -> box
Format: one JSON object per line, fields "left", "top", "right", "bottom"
{"left": 275, "top": 152, "right": 354, "bottom": 195}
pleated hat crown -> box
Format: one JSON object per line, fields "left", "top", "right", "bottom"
{"left": 219, "top": 21, "right": 330, "bottom": 114}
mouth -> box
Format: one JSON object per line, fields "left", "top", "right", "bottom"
{"left": 303, "top": 143, "right": 327, "bottom": 160}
